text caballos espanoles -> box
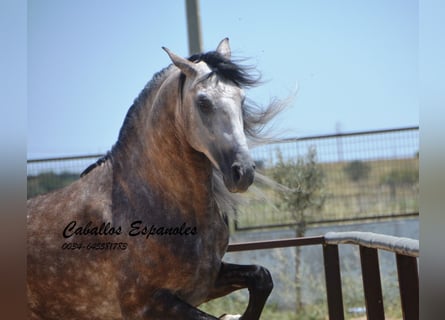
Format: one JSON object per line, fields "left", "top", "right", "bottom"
{"left": 62, "top": 220, "right": 197, "bottom": 239}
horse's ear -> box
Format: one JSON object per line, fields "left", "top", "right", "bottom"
{"left": 216, "top": 37, "right": 231, "bottom": 60}
{"left": 162, "top": 47, "right": 197, "bottom": 78}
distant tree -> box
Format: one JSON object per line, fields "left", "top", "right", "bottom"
{"left": 381, "top": 168, "right": 419, "bottom": 200}
{"left": 271, "top": 146, "right": 325, "bottom": 312}
{"left": 343, "top": 160, "right": 372, "bottom": 213}
{"left": 344, "top": 160, "right": 371, "bottom": 182}
{"left": 272, "top": 147, "right": 325, "bottom": 219}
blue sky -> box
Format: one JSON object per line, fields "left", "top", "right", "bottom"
{"left": 27, "top": 0, "right": 418, "bottom": 158}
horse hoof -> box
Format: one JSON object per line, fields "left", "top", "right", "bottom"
{"left": 219, "top": 314, "right": 241, "bottom": 320}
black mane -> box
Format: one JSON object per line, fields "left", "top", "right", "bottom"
{"left": 188, "top": 51, "right": 260, "bottom": 88}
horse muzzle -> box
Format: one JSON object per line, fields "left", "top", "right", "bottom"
{"left": 223, "top": 156, "right": 255, "bottom": 193}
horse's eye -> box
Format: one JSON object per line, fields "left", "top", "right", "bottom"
{"left": 197, "top": 97, "right": 213, "bottom": 114}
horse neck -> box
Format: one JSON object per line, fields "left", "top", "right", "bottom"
{"left": 112, "top": 73, "right": 214, "bottom": 214}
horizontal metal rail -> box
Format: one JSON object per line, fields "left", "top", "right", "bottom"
{"left": 277, "top": 125, "right": 419, "bottom": 143}
{"left": 227, "top": 235, "right": 324, "bottom": 252}
{"left": 227, "top": 232, "right": 419, "bottom": 256}
{"left": 324, "top": 231, "right": 419, "bottom": 257}
{"left": 27, "top": 126, "right": 419, "bottom": 163}
{"left": 234, "top": 212, "right": 419, "bottom": 231}
{"left": 27, "top": 153, "right": 104, "bottom": 163}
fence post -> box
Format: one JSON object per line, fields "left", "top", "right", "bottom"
{"left": 323, "top": 244, "right": 344, "bottom": 320}
{"left": 396, "top": 254, "right": 419, "bottom": 320}
{"left": 360, "top": 246, "right": 385, "bottom": 319}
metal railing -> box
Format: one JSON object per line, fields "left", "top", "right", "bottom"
{"left": 227, "top": 231, "right": 419, "bottom": 320}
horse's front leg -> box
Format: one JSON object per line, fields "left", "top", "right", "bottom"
{"left": 207, "top": 262, "right": 274, "bottom": 320}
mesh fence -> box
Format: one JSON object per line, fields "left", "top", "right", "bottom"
{"left": 27, "top": 127, "right": 419, "bottom": 229}
{"left": 27, "top": 154, "right": 104, "bottom": 199}
{"left": 238, "top": 127, "right": 419, "bottom": 229}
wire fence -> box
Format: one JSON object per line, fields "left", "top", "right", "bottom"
{"left": 237, "top": 127, "right": 419, "bottom": 229}
{"left": 27, "top": 127, "right": 419, "bottom": 229}
{"left": 27, "top": 154, "right": 104, "bottom": 198}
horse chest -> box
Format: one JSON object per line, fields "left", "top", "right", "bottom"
{"left": 166, "top": 222, "right": 229, "bottom": 305}
{"left": 119, "top": 207, "right": 229, "bottom": 307}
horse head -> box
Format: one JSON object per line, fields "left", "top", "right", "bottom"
{"left": 163, "top": 39, "right": 255, "bottom": 193}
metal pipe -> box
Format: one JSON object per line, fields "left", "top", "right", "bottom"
{"left": 185, "top": 0, "right": 203, "bottom": 55}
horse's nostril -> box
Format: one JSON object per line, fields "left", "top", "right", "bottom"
{"left": 227, "top": 161, "right": 255, "bottom": 192}
{"left": 232, "top": 164, "right": 242, "bottom": 183}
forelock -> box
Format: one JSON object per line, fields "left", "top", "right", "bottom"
{"left": 188, "top": 51, "right": 260, "bottom": 88}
